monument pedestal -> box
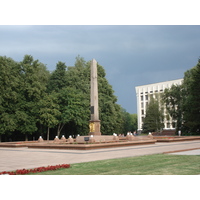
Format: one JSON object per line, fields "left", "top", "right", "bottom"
{"left": 76, "top": 135, "right": 114, "bottom": 143}
{"left": 89, "top": 120, "right": 101, "bottom": 135}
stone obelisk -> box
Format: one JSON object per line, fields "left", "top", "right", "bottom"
{"left": 89, "top": 59, "right": 101, "bottom": 135}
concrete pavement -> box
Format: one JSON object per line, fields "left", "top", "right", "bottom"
{"left": 0, "top": 140, "right": 200, "bottom": 172}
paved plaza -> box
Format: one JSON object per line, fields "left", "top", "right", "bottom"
{"left": 0, "top": 140, "right": 200, "bottom": 172}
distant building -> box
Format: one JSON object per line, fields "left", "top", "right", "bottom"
{"left": 135, "top": 79, "right": 183, "bottom": 133}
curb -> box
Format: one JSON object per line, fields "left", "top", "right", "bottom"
{"left": 163, "top": 147, "right": 200, "bottom": 154}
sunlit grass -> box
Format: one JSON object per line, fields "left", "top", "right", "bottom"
{"left": 29, "top": 154, "right": 200, "bottom": 175}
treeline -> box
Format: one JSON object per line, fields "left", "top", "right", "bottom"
{"left": 143, "top": 59, "right": 200, "bottom": 135}
{"left": 0, "top": 55, "right": 137, "bottom": 142}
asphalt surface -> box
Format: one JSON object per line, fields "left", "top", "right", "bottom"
{"left": 0, "top": 140, "right": 200, "bottom": 172}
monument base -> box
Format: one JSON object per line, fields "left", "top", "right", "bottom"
{"left": 76, "top": 135, "right": 113, "bottom": 143}
{"left": 89, "top": 120, "right": 101, "bottom": 135}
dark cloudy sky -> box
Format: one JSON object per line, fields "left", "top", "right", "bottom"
{"left": 0, "top": 25, "right": 200, "bottom": 113}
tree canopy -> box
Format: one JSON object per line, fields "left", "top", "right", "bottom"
{"left": 0, "top": 55, "right": 136, "bottom": 142}
{"left": 162, "top": 84, "right": 184, "bottom": 133}
{"left": 182, "top": 59, "right": 200, "bottom": 133}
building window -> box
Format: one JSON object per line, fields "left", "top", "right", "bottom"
{"left": 145, "top": 95, "right": 148, "bottom": 100}
{"left": 141, "top": 102, "right": 144, "bottom": 108}
{"left": 167, "top": 123, "right": 170, "bottom": 128}
{"left": 141, "top": 110, "right": 144, "bottom": 115}
{"left": 141, "top": 96, "right": 143, "bottom": 101}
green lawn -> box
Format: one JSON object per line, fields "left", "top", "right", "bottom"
{"left": 29, "top": 154, "right": 200, "bottom": 175}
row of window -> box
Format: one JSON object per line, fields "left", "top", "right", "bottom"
{"left": 140, "top": 89, "right": 164, "bottom": 95}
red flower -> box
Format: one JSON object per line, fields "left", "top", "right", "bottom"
{"left": 0, "top": 164, "right": 70, "bottom": 175}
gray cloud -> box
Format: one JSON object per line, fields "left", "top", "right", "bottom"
{"left": 0, "top": 25, "right": 200, "bottom": 113}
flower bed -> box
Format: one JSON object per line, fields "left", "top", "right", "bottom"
{"left": 0, "top": 164, "right": 70, "bottom": 175}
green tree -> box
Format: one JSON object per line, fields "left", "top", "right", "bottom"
{"left": 162, "top": 84, "right": 184, "bottom": 133}
{"left": 0, "top": 56, "right": 21, "bottom": 141}
{"left": 47, "top": 57, "right": 90, "bottom": 137}
{"left": 47, "top": 61, "right": 67, "bottom": 93}
{"left": 66, "top": 56, "right": 90, "bottom": 93}
{"left": 57, "top": 87, "right": 90, "bottom": 137}
{"left": 143, "top": 95, "right": 164, "bottom": 133}
{"left": 117, "top": 109, "right": 137, "bottom": 134}
{"left": 119, "top": 108, "right": 132, "bottom": 134}
{"left": 130, "top": 114, "right": 138, "bottom": 132}
{"left": 38, "top": 92, "right": 60, "bottom": 140}
{"left": 16, "top": 55, "right": 49, "bottom": 140}
{"left": 64, "top": 56, "right": 90, "bottom": 135}
{"left": 183, "top": 59, "right": 200, "bottom": 133}
{"left": 47, "top": 61, "right": 69, "bottom": 137}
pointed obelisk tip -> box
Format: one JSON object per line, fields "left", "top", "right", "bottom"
{"left": 92, "top": 58, "right": 97, "bottom": 63}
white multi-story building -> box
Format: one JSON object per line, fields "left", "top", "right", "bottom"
{"left": 135, "top": 79, "right": 183, "bottom": 133}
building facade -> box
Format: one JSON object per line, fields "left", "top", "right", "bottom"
{"left": 135, "top": 79, "right": 183, "bottom": 132}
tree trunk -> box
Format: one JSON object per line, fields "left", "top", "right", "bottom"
{"left": 47, "top": 127, "right": 50, "bottom": 141}
{"left": 57, "top": 123, "right": 61, "bottom": 137}
{"left": 57, "top": 123, "right": 65, "bottom": 138}
{"left": 25, "top": 134, "right": 28, "bottom": 141}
